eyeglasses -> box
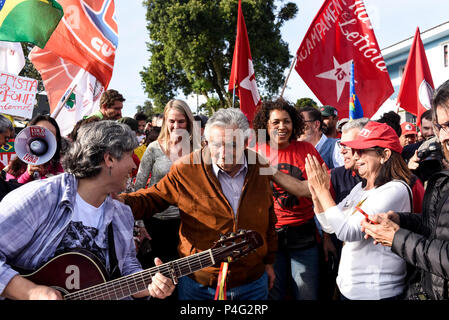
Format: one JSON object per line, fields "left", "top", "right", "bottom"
{"left": 433, "top": 121, "right": 449, "bottom": 134}
{"left": 352, "top": 148, "right": 378, "bottom": 156}
{"left": 337, "top": 141, "right": 351, "bottom": 150}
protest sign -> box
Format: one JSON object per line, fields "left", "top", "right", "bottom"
{"left": 0, "top": 71, "right": 38, "bottom": 119}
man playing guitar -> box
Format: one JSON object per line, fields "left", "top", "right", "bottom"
{"left": 0, "top": 121, "right": 175, "bottom": 300}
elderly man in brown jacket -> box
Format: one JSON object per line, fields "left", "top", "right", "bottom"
{"left": 120, "top": 108, "right": 277, "bottom": 300}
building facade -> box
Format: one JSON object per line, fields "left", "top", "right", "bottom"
{"left": 373, "top": 21, "right": 449, "bottom": 123}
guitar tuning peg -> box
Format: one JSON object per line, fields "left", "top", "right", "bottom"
{"left": 238, "top": 229, "right": 246, "bottom": 235}
{"left": 220, "top": 234, "right": 227, "bottom": 241}
{"left": 230, "top": 232, "right": 236, "bottom": 237}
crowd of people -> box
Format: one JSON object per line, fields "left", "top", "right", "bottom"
{"left": 1, "top": 79, "right": 449, "bottom": 300}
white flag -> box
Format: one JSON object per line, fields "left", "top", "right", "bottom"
{"left": 52, "top": 68, "right": 104, "bottom": 136}
{"left": 0, "top": 41, "right": 25, "bottom": 75}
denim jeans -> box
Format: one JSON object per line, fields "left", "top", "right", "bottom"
{"left": 269, "top": 245, "right": 320, "bottom": 300}
{"left": 178, "top": 272, "right": 268, "bottom": 300}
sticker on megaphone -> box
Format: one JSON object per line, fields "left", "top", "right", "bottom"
{"left": 15, "top": 126, "right": 57, "bottom": 165}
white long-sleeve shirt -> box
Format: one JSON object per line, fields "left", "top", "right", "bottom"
{"left": 316, "top": 180, "right": 412, "bottom": 300}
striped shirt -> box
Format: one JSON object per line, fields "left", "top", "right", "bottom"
{"left": 0, "top": 173, "right": 142, "bottom": 297}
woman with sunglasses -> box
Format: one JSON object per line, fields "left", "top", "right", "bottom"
{"left": 305, "top": 121, "right": 412, "bottom": 300}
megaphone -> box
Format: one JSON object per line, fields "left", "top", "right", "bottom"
{"left": 15, "top": 126, "right": 57, "bottom": 165}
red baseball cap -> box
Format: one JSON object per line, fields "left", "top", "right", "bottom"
{"left": 401, "top": 122, "right": 417, "bottom": 136}
{"left": 341, "top": 121, "right": 403, "bottom": 153}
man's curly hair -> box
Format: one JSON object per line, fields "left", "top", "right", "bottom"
{"left": 252, "top": 98, "right": 304, "bottom": 143}
{"left": 100, "top": 89, "right": 125, "bottom": 109}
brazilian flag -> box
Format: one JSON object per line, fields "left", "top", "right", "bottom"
{"left": 0, "top": 0, "right": 63, "bottom": 48}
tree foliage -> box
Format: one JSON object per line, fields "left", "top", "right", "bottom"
{"left": 141, "top": 0, "right": 298, "bottom": 110}
{"left": 19, "top": 43, "right": 44, "bottom": 92}
{"left": 136, "top": 100, "right": 157, "bottom": 118}
{"left": 295, "top": 97, "right": 318, "bottom": 110}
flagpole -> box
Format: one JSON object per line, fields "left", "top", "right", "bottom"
{"left": 349, "top": 61, "right": 354, "bottom": 120}
{"left": 280, "top": 56, "right": 297, "bottom": 99}
{"left": 51, "top": 69, "right": 86, "bottom": 119}
{"left": 232, "top": 0, "right": 241, "bottom": 109}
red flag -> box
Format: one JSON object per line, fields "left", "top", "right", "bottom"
{"left": 396, "top": 27, "right": 434, "bottom": 127}
{"left": 295, "top": 0, "right": 393, "bottom": 119}
{"left": 33, "top": 0, "right": 118, "bottom": 88}
{"left": 29, "top": 49, "right": 80, "bottom": 112}
{"left": 228, "top": 0, "right": 261, "bottom": 123}
{"left": 29, "top": 49, "right": 104, "bottom": 135}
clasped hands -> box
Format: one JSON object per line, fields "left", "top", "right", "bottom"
{"left": 304, "top": 154, "right": 400, "bottom": 248}
{"left": 360, "top": 211, "right": 400, "bottom": 247}
{"left": 304, "top": 154, "right": 330, "bottom": 197}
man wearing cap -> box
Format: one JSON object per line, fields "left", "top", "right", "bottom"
{"left": 320, "top": 106, "right": 339, "bottom": 139}
{"left": 399, "top": 122, "right": 417, "bottom": 147}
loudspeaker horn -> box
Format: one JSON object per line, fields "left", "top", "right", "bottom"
{"left": 15, "top": 126, "right": 57, "bottom": 165}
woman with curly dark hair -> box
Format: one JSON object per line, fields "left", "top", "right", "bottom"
{"left": 252, "top": 98, "right": 326, "bottom": 300}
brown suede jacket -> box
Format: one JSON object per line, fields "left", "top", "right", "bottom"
{"left": 121, "top": 147, "right": 277, "bottom": 288}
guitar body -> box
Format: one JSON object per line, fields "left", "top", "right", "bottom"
{"left": 20, "top": 249, "right": 108, "bottom": 296}
{"left": 13, "top": 230, "right": 263, "bottom": 300}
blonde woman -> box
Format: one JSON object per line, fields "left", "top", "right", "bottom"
{"left": 133, "top": 99, "right": 200, "bottom": 269}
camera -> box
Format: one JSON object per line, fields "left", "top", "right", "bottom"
{"left": 416, "top": 136, "right": 443, "bottom": 181}
{"left": 417, "top": 136, "right": 443, "bottom": 161}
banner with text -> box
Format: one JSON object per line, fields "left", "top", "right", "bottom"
{"left": 295, "top": 0, "right": 393, "bottom": 119}
{"left": 0, "top": 71, "right": 37, "bottom": 119}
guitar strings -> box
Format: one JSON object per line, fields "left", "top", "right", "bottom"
{"left": 65, "top": 248, "right": 224, "bottom": 300}
{"left": 65, "top": 246, "right": 234, "bottom": 300}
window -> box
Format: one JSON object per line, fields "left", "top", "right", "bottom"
{"left": 399, "top": 65, "right": 406, "bottom": 77}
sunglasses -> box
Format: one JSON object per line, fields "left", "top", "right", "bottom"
{"left": 351, "top": 147, "right": 378, "bottom": 155}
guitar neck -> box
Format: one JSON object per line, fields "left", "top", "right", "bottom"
{"left": 64, "top": 248, "right": 218, "bottom": 300}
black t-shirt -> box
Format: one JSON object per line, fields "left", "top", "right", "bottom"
{"left": 330, "top": 166, "right": 362, "bottom": 204}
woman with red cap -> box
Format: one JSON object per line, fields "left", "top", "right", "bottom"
{"left": 305, "top": 121, "right": 413, "bottom": 300}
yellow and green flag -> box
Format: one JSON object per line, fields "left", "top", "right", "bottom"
{"left": 0, "top": 0, "right": 63, "bottom": 48}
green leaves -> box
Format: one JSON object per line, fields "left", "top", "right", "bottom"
{"left": 141, "top": 0, "right": 298, "bottom": 110}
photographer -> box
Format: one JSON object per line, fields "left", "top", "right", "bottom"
{"left": 403, "top": 110, "right": 435, "bottom": 160}
{"left": 403, "top": 110, "right": 444, "bottom": 182}
{"left": 407, "top": 136, "right": 444, "bottom": 183}
{"left": 361, "top": 80, "right": 449, "bottom": 300}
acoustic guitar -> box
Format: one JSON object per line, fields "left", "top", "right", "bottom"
{"left": 18, "top": 229, "right": 263, "bottom": 300}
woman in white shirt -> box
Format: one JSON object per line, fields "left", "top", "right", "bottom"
{"left": 305, "top": 121, "right": 412, "bottom": 300}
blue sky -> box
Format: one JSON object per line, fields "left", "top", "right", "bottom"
{"left": 109, "top": 0, "right": 449, "bottom": 117}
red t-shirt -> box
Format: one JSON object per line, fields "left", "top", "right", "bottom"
{"left": 255, "top": 140, "right": 325, "bottom": 228}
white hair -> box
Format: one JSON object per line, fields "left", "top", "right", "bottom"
{"left": 341, "top": 118, "right": 369, "bottom": 133}
{"left": 204, "top": 108, "right": 250, "bottom": 142}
